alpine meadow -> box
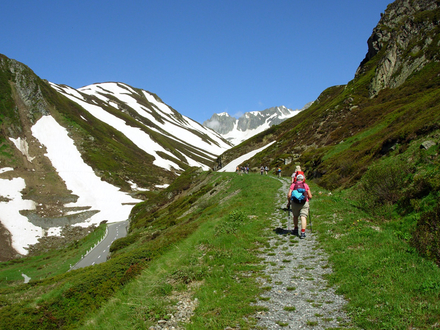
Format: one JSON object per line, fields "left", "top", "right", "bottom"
{"left": 1, "top": 0, "right": 440, "bottom": 329}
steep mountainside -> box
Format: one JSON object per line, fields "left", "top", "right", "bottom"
{"left": 51, "top": 82, "right": 232, "bottom": 171}
{"left": 216, "top": 0, "right": 440, "bottom": 189}
{"left": 204, "top": 105, "right": 311, "bottom": 145}
{"left": 0, "top": 56, "right": 231, "bottom": 259}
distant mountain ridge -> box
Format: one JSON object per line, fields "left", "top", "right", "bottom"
{"left": 203, "top": 104, "right": 312, "bottom": 145}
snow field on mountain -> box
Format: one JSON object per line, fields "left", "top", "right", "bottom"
{"left": 51, "top": 83, "right": 182, "bottom": 171}
{"left": 0, "top": 173, "right": 40, "bottom": 254}
{"left": 0, "top": 80, "right": 234, "bottom": 256}
{"left": 77, "top": 83, "right": 230, "bottom": 160}
{"left": 215, "top": 107, "right": 301, "bottom": 146}
{"left": 218, "top": 141, "right": 276, "bottom": 172}
{"left": 222, "top": 121, "right": 272, "bottom": 146}
{"left": 31, "top": 115, "right": 142, "bottom": 220}
{"left": 0, "top": 115, "right": 144, "bottom": 255}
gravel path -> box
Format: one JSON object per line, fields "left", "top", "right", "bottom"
{"left": 253, "top": 178, "right": 354, "bottom": 329}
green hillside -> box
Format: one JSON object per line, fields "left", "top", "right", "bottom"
{"left": 1, "top": 169, "right": 439, "bottom": 329}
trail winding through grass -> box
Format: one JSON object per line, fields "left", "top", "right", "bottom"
{"left": 254, "top": 177, "right": 355, "bottom": 329}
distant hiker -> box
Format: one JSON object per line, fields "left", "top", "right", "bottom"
{"left": 264, "top": 166, "right": 269, "bottom": 175}
{"left": 260, "top": 166, "right": 264, "bottom": 175}
{"left": 236, "top": 166, "right": 240, "bottom": 174}
{"left": 277, "top": 167, "right": 282, "bottom": 177}
{"left": 291, "top": 165, "right": 306, "bottom": 184}
{"left": 246, "top": 166, "right": 249, "bottom": 174}
{"left": 288, "top": 174, "right": 312, "bottom": 239}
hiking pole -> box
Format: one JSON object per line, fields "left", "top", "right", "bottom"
{"left": 309, "top": 208, "right": 312, "bottom": 234}
{"left": 287, "top": 205, "right": 291, "bottom": 232}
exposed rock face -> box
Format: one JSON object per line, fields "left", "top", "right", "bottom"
{"left": 356, "top": 0, "right": 440, "bottom": 97}
{"left": 1, "top": 57, "right": 50, "bottom": 122}
{"left": 203, "top": 112, "right": 236, "bottom": 135}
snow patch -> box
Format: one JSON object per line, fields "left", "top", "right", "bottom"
{"left": 31, "top": 115, "right": 142, "bottom": 227}
{"left": 0, "top": 176, "right": 39, "bottom": 254}
{"left": 9, "top": 137, "right": 35, "bottom": 162}
{"left": 0, "top": 167, "right": 14, "bottom": 174}
{"left": 218, "top": 141, "right": 276, "bottom": 172}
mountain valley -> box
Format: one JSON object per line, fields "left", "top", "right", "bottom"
{"left": 1, "top": 0, "right": 440, "bottom": 328}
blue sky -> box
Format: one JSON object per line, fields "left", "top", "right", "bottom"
{"left": 1, "top": 0, "right": 391, "bottom": 123}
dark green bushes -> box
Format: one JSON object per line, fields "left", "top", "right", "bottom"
{"left": 109, "top": 232, "right": 141, "bottom": 253}
{"left": 399, "top": 146, "right": 440, "bottom": 214}
{"left": 412, "top": 202, "right": 440, "bottom": 266}
{"left": 355, "top": 159, "right": 411, "bottom": 216}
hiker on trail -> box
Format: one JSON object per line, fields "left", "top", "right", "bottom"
{"left": 264, "top": 166, "right": 269, "bottom": 175}
{"left": 260, "top": 166, "right": 264, "bottom": 175}
{"left": 287, "top": 174, "right": 312, "bottom": 239}
{"left": 287, "top": 165, "right": 306, "bottom": 208}
{"left": 277, "top": 167, "right": 282, "bottom": 177}
{"left": 291, "top": 165, "right": 305, "bottom": 184}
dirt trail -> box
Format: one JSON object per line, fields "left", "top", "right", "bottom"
{"left": 253, "top": 178, "right": 354, "bottom": 329}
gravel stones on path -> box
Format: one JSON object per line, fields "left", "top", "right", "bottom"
{"left": 253, "top": 178, "right": 354, "bottom": 329}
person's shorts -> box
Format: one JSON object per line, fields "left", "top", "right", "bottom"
{"left": 291, "top": 201, "right": 309, "bottom": 218}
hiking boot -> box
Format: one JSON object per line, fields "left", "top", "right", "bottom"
{"left": 300, "top": 232, "right": 306, "bottom": 239}
{"left": 292, "top": 228, "right": 299, "bottom": 236}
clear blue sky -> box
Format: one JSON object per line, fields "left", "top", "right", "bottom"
{"left": 1, "top": 0, "right": 391, "bottom": 123}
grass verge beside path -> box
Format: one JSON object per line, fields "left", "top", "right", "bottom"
{"left": 78, "top": 172, "right": 281, "bottom": 330}
{"left": 312, "top": 188, "right": 440, "bottom": 329}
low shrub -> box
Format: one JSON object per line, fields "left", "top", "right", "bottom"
{"left": 355, "top": 159, "right": 411, "bottom": 216}
{"left": 412, "top": 202, "right": 440, "bottom": 266}
{"left": 109, "top": 232, "right": 140, "bottom": 253}
{"left": 399, "top": 166, "right": 440, "bottom": 213}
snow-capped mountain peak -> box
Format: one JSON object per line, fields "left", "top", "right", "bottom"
{"left": 203, "top": 104, "right": 312, "bottom": 145}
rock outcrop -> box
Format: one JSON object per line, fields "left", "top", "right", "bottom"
{"left": 356, "top": 0, "right": 440, "bottom": 97}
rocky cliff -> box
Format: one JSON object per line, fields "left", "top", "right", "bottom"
{"left": 357, "top": 0, "right": 440, "bottom": 96}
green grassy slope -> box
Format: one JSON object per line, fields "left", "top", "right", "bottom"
{"left": 1, "top": 169, "right": 439, "bottom": 329}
